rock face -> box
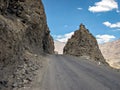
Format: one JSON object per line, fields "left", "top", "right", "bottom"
{"left": 0, "top": 0, "right": 54, "bottom": 55}
{"left": 99, "top": 39, "right": 120, "bottom": 69}
{"left": 0, "top": 0, "right": 54, "bottom": 89}
{"left": 63, "top": 24, "right": 105, "bottom": 63}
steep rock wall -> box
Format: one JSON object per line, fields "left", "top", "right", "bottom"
{"left": 0, "top": 0, "right": 54, "bottom": 89}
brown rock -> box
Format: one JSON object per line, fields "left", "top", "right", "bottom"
{"left": 63, "top": 24, "right": 106, "bottom": 63}
{"left": 0, "top": 0, "right": 54, "bottom": 89}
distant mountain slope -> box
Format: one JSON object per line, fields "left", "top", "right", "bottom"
{"left": 54, "top": 40, "right": 65, "bottom": 54}
{"left": 99, "top": 39, "right": 120, "bottom": 69}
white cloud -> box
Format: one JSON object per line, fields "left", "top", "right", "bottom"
{"left": 88, "top": 0, "right": 118, "bottom": 12}
{"left": 77, "top": 8, "right": 83, "bottom": 10}
{"left": 54, "top": 32, "right": 74, "bottom": 42}
{"left": 96, "top": 34, "right": 116, "bottom": 43}
{"left": 103, "top": 21, "right": 111, "bottom": 27}
{"left": 103, "top": 21, "right": 120, "bottom": 28}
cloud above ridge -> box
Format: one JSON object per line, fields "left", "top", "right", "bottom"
{"left": 103, "top": 21, "right": 120, "bottom": 29}
{"left": 96, "top": 34, "right": 116, "bottom": 43}
{"left": 54, "top": 32, "right": 74, "bottom": 42}
{"left": 88, "top": 0, "right": 118, "bottom": 13}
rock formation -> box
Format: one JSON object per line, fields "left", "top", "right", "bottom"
{"left": 0, "top": 0, "right": 54, "bottom": 89}
{"left": 63, "top": 24, "right": 105, "bottom": 63}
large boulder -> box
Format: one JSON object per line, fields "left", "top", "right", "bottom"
{"left": 63, "top": 24, "right": 105, "bottom": 63}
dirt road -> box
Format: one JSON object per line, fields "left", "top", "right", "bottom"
{"left": 40, "top": 55, "right": 120, "bottom": 90}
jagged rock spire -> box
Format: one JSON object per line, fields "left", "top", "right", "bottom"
{"left": 80, "top": 23, "right": 85, "bottom": 29}
{"left": 64, "top": 24, "right": 106, "bottom": 64}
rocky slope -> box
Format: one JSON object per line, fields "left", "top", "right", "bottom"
{"left": 99, "top": 39, "right": 120, "bottom": 69}
{"left": 0, "top": 0, "right": 54, "bottom": 89}
{"left": 63, "top": 24, "right": 106, "bottom": 63}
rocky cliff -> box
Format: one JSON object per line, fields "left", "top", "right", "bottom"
{"left": 63, "top": 24, "right": 105, "bottom": 63}
{"left": 0, "top": 0, "right": 54, "bottom": 89}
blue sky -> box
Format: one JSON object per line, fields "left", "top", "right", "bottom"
{"left": 42, "top": 0, "right": 120, "bottom": 43}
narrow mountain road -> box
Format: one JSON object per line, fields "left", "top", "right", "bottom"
{"left": 40, "top": 55, "right": 120, "bottom": 90}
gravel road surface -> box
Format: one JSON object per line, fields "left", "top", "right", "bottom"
{"left": 40, "top": 55, "right": 120, "bottom": 90}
